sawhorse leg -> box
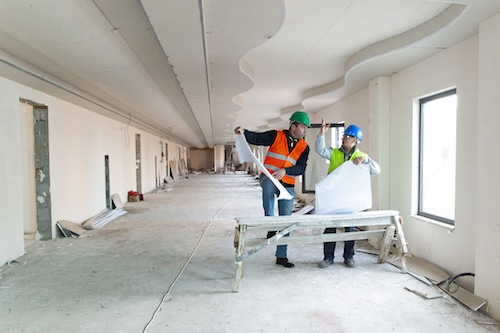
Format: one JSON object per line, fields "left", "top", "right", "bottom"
{"left": 378, "top": 224, "right": 396, "bottom": 263}
{"left": 234, "top": 225, "right": 246, "bottom": 292}
{"left": 233, "top": 223, "right": 298, "bottom": 292}
{"left": 394, "top": 216, "right": 408, "bottom": 272}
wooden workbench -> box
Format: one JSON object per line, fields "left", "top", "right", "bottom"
{"left": 233, "top": 210, "right": 407, "bottom": 292}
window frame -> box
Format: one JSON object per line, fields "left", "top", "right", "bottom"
{"left": 417, "top": 88, "right": 457, "bottom": 225}
{"left": 302, "top": 122, "right": 344, "bottom": 193}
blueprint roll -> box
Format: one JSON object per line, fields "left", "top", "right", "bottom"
{"left": 235, "top": 133, "right": 292, "bottom": 200}
{"left": 315, "top": 161, "right": 372, "bottom": 214}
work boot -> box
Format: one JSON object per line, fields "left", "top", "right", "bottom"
{"left": 319, "top": 258, "right": 333, "bottom": 268}
{"left": 276, "top": 258, "right": 294, "bottom": 268}
{"left": 344, "top": 258, "right": 355, "bottom": 268}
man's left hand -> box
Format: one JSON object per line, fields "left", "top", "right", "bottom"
{"left": 352, "top": 157, "right": 365, "bottom": 165}
{"left": 272, "top": 168, "right": 286, "bottom": 180}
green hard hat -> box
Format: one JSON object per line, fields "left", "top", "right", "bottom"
{"left": 289, "top": 111, "right": 310, "bottom": 127}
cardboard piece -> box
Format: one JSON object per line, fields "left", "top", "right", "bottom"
{"left": 57, "top": 220, "right": 85, "bottom": 237}
{"left": 128, "top": 194, "right": 139, "bottom": 202}
{"left": 56, "top": 222, "right": 72, "bottom": 238}
{"left": 111, "top": 193, "right": 123, "bottom": 209}
{"left": 58, "top": 220, "right": 86, "bottom": 236}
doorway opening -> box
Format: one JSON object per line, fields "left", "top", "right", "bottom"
{"left": 20, "top": 99, "right": 52, "bottom": 242}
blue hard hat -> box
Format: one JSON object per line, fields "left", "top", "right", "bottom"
{"left": 344, "top": 124, "right": 363, "bottom": 141}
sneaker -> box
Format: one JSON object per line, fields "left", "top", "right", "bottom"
{"left": 319, "top": 258, "right": 334, "bottom": 268}
{"left": 276, "top": 258, "right": 295, "bottom": 268}
{"left": 344, "top": 258, "right": 355, "bottom": 268}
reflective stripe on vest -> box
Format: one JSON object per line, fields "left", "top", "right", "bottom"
{"left": 263, "top": 131, "right": 307, "bottom": 185}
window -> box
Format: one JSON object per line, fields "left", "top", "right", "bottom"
{"left": 418, "top": 89, "right": 457, "bottom": 225}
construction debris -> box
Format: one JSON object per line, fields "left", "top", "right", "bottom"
{"left": 57, "top": 220, "right": 86, "bottom": 237}
{"left": 359, "top": 242, "right": 488, "bottom": 311}
{"left": 58, "top": 193, "right": 128, "bottom": 233}
{"left": 438, "top": 280, "right": 487, "bottom": 311}
{"left": 82, "top": 208, "right": 127, "bottom": 230}
{"left": 404, "top": 285, "right": 445, "bottom": 299}
{"left": 292, "top": 204, "right": 314, "bottom": 216}
{"left": 389, "top": 254, "right": 487, "bottom": 311}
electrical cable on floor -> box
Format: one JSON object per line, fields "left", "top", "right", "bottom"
{"left": 445, "top": 272, "right": 475, "bottom": 293}
{"left": 142, "top": 186, "right": 240, "bottom": 332}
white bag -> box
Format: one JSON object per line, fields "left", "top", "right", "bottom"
{"left": 315, "top": 161, "right": 372, "bottom": 214}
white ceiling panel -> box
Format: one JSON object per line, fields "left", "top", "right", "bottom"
{"left": 0, "top": 0, "right": 499, "bottom": 147}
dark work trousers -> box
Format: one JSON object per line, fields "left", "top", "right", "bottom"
{"left": 323, "top": 226, "right": 355, "bottom": 260}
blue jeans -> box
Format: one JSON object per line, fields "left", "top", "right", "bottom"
{"left": 260, "top": 174, "right": 295, "bottom": 258}
{"left": 323, "top": 226, "right": 355, "bottom": 260}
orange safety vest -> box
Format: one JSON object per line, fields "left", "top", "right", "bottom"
{"left": 263, "top": 131, "right": 308, "bottom": 186}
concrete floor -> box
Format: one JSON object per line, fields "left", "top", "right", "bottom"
{"left": 1, "top": 173, "right": 499, "bottom": 333}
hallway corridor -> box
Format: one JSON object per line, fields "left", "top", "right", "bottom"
{"left": 0, "top": 173, "right": 498, "bottom": 333}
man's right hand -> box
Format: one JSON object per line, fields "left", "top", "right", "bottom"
{"left": 319, "top": 118, "right": 330, "bottom": 135}
{"left": 234, "top": 126, "right": 243, "bottom": 134}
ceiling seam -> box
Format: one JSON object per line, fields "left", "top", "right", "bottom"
{"left": 199, "top": 0, "right": 215, "bottom": 146}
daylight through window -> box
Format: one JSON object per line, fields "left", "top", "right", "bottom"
{"left": 418, "top": 89, "right": 457, "bottom": 225}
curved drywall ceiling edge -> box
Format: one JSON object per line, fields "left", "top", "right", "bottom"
{"left": 231, "top": 58, "right": 254, "bottom": 108}
{"left": 278, "top": 103, "right": 307, "bottom": 120}
{"left": 233, "top": 0, "right": 286, "bottom": 109}
{"left": 300, "top": 3, "right": 468, "bottom": 104}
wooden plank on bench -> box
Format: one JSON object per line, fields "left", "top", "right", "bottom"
{"left": 242, "top": 229, "right": 386, "bottom": 248}
{"left": 236, "top": 210, "right": 400, "bottom": 230}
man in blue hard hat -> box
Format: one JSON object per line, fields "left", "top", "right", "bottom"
{"left": 315, "top": 118, "right": 380, "bottom": 268}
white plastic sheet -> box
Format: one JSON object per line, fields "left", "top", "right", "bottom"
{"left": 315, "top": 161, "right": 372, "bottom": 214}
{"left": 235, "top": 133, "right": 293, "bottom": 200}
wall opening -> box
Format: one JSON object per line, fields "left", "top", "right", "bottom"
{"left": 135, "top": 133, "right": 142, "bottom": 194}
{"left": 105, "top": 155, "right": 111, "bottom": 209}
{"left": 20, "top": 99, "right": 53, "bottom": 241}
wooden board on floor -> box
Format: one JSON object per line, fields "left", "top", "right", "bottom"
{"left": 438, "top": 281, "right": 487, "bottom": 311}
{"left": 389, "top": 256, "right": 449, "bottom": 284}
{"left": 58, "top": 220, "right": 86, "bottom": 237}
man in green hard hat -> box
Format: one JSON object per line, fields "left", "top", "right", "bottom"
{"left": 234, "top": 111, "right": 310, "bottom": 267}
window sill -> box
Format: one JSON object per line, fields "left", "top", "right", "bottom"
{"left": 410, "top": 214, "right": 455, "bottom": 231}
